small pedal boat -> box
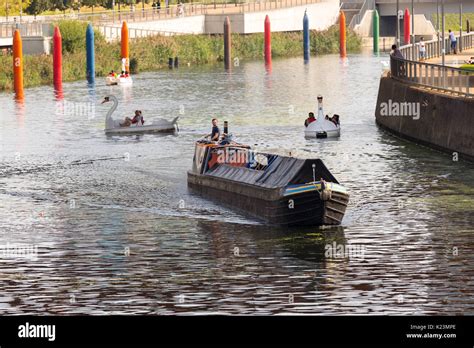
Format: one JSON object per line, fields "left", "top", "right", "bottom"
{"left": 101, "top": 95, "right": 178, "bottom": 135}
{"left": 304, "top": 95, "right": 341, "bottom": 139}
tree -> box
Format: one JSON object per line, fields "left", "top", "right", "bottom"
{"left": 81, "top": 0, "right": 100, "bottom": 12}
{"left": 25, "top": 0, "right": 51, "bottom": 15}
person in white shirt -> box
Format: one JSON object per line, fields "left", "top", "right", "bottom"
{"left": 419, "top": 37, "right": 426, "bottom": 61}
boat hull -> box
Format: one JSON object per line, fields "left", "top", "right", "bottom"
{"left": 188, "top": 171, "right": 349, "bottom": 226}
{"left": 305, "top": 128, "right": 341, "bottom": 138}
{"left": 105, "top": 125, "right": 177, "bottom": 135}
{"left": 106, "top": 76, "right": 133, "bottom": 86}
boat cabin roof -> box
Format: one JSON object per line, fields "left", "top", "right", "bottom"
{"left": 202, "top": 144, "right": 339, "bottom": 189}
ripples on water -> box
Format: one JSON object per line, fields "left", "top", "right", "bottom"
{"left": 0, "top": 54, "right": 473, "bottom": 315}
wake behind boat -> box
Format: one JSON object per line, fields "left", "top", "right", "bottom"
{"left": 101, "top": 95, "right": 178, "bottom": 135}
{"left": 187, "top": 132, "right": 349, "bottom": 226}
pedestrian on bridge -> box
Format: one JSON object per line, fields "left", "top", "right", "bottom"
{"left": 449, "top": 30, "right": 457, "bottom": 54}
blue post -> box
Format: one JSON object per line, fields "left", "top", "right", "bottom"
{"left": 86, "top": 24, "right": 95, "bottom": 84}
{"left": 303, "top": 11, "right": 310, "bottom": 62}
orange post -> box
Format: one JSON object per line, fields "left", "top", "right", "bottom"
{"left": 13, "top": 30, "right": 24, "bottom": 100}
{"left": 339, "top": 11, "right": 347, "bottom": 57}
{"left": 121, "top": 21, "right": 130, "bottom": 73}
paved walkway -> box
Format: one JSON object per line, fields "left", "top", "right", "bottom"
{"left": 426, "top": 47, "right": 474, "bottom": 67}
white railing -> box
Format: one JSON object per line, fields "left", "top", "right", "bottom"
{"left": 391, "top": 32, "right": 474, "bottom": 98}
{"left": 98, "top": 25, "right": 189, "bottom": 40}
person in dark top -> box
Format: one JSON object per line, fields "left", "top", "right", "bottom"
{"left": 390, "top": 44, "right": 405, "bottom": 78}
{"left": 304, "top": 112, "right": 316, "bottom": 127}
{"left": 209, "top": 118, "right": 220, "bottom": 142}
{"left": 390, "top": 44, "right": 405, "bottom": 59}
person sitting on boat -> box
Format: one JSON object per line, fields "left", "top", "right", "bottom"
{"left": 304, "top": 112, "right": 316, "bottom": 127}
{"left": 108, "top": 70, "right": 116, "bottom": 77}
{"left": 120, "top": 110, "right": 144, "bottom": 127}
{"left": 207, "top": 118, "right": 220, "bottom": 142}
{"left": 331, "top": 114, "right": 340, "bottom": 126}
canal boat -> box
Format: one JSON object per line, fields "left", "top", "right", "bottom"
{"left": 101, "top": 95, "right": 179, "bottom": 135}
{"left": 187, "top": 140, "right": 349, "bottom": 226}
{"left": 304, "top": 95, "right": 341, "bottom": 139}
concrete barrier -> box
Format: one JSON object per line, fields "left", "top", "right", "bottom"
{"left": 375, "top": 71, "right": 474, "bottom": 161}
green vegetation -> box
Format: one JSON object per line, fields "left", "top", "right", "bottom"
{"left": 0, "top": 0, "right": 239, "bottom": 16}
{"left": 460, "top": 64, "right": 474, "bottom": 72}
{"left": 430, "top": 13, "right": 474, "bottom": 32}
{"left": 0, "top": 21, "right": 361, "bottom": 91}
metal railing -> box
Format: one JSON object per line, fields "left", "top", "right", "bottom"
{"left": 0, "top": 22, "right": 50, "bottom": 38}
{"left": 99, "top": 25, "right": 187, "bottom": 40}
{"left": 390, "top": 32, "right": 474, "bottom": 98}
{"left": 349, "top": 0, "right": 374, "bottom": 29}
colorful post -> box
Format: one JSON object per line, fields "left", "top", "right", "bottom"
{"left": 303, "top": 11, "right": 310, "bottom": 61}
{"left": 12, "top": 29, "right": 24, "bottom": 100}
{"left": 404, "top": 8, "right": 410, "bottom": 44}
{"left": 53, "top": 26, "right": 63, "bottom": 91}
{"left": 264, "top": 15, "right": 271, "bottom": 65}
{"left": 86, "top": 24, "right": 95, "bottom": 84}
{"left": 121, "top": 21, "right": 130, "bottom": 73}
{"left": 224, "top": 16, "right": 231, "bottom": 70}
{"left": 373, "top": 9, "right": 380, "bottom": 53}
{"left": 339, "top": 11, "right": 346, "bottom": 58}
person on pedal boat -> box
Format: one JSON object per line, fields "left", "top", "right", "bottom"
{"left": 120, "top": 110, "right": 144, "bottom": 127}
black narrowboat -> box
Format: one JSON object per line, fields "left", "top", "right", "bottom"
{"left": 187, "top": 141, "right": 349, "bottom": 226}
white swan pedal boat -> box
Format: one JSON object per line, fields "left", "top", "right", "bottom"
{"left": 304, "top": 95, "right": 341, "bottom": 139}
{"left": 106, "top": 75, "right": 133, "bottom": 86}
{"left": 305, "top": 118, "right": 341, "bottom": 138}
{"left": 102, "top": 95, "right": 179, "bottom": 135}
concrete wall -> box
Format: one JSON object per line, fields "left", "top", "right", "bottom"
{"left": 127, "top": 0, "right": 339, "bottom": 34}
{"left": 242, "top": 1, "right": 339, "bottom": 33}
{"left": 205, "top": 14, "right": 245, "bottom": 34}
{"left": 355, "top": 10, "right": 435, "bottom": 37}
{"left": 377, "top": 0, "right": 474, "bottom": 20}
{"left": 375, "top": 72, "right": 474, "bottom": 161}
{"left": 22, "top": 36, "right": 52, "bottom": 55}
{"left": 127, "top": 15, "right": 206, "bottom": 34}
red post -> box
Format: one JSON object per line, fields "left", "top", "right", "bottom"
{"left": 264, "top": 15, "right": 271, "bottom": 65}
{"left": 53, "top": 26, "right": 63, "bottom": 91}
{"left": 404, "top": 8, "right": 410, "bottom": 45}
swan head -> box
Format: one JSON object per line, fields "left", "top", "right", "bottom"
{"left": 101, "top": 96, "right": 111, "bottom": 104}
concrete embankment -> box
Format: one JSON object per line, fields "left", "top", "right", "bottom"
{"left": 375, "top": 71, "right": 474, "bottom": 161}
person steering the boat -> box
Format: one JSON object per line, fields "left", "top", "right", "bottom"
{"left": 207, "top": 118, "right": 220, "bottom": 142}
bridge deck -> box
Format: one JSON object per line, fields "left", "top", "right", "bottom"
{"left": 426, "top": 47, "right": 474, "bottom": 67}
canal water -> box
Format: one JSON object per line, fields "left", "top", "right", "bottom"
{"left": 0, "top": 54, "right": 473, "bottom": 315}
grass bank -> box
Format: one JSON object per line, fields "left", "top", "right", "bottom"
{"left": 0, "top": 21, "right": 361, "bottom": 91}
{"left": 431, "top": 13, "right": 474, "bottom": 32}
